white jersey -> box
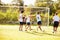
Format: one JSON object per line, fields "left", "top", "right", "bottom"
{"left": 19, "top": 13, "right": 23, "bottom": 22}
{"left": 36, "top": 14, "right": 41, "bottom": 22}
{"left": 26, "top": 16, "right": 30, "bottom": 23}
{"left": 53, "top": 15, "right": 60, "bottom": 22}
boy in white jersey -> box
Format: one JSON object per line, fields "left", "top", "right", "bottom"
{"left": 36, "top": 12, "right": 43, "bottom": 31}
{"left": 53, "top": 13, "right": 60, "bottom": 33}
{"left": 19, "top": 11, "right": 24, "bottom": 31}
{"left": 23, "top": 15, "right": 27, "bottom": 29}
{"left": 25, "top": 13, "right": 32, "bottom": 31}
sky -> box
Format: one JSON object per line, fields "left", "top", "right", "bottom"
{"left": 1, "top": 0, "right": 58, "bottom": 5}
{"left": 52, "top": 0, "right": 57, "bottom": 2}
{"left": 1, "top": 0, "right": 36, "bottom": 5}
{"left": 1, "top": 0, "right": 13, "bottom": 4}
{"left": 23, "top": 0, "right": 36, "bottom": 6}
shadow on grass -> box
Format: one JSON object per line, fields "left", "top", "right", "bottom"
{"left": 25, "top": 31, "right": 43, "bottom": 36}
{"left": 25, "top": 30, "right": 60, "bottom": 37}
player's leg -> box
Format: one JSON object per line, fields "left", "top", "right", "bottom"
{"left": 29, "top": 25, "right": 31, "bottom": 31}
{"left": 25, "top": 23, "right": 28, "bottom": 31}
{"left": 19, "top": 25, "right": 22, "bottom": 31}
{"left": 37, "top": 22, "right": 38, "bottom": 31}
{"left": 24, "top": 23, "right": 27, "bottom": 30}
{"left": 27, "top": 22, "right": 31, "bottom": 31}
{"left": 21, "top": 25, "right": 23, "bottom": 31}
{"left": 53, "top": 21, "right": 58, "bottom": 33}
{"left": 19, "top": 22, "right": 23, "bottom": 31}
{"left": 19, "top": 22, "right": 21, "bottom": 31}
{"left": 38, "top": 25, "right": 42, "bottom": 31}
{"left": 53, "top": 26, "right": 55, "bottom": 32}
{"left": 19, "top": 25, "right": 21, "bottom": 31}
{"left": 55, "top": 22, "right": 59, "bottom": 32}
{"left": 37, "top": 21, "right": 40, "bottom": 31}
{"left": 53, "top": 23, "right": 56, "bottom": 33}
{"left": 38, "top": 21, "right": 42, "bottom": 31}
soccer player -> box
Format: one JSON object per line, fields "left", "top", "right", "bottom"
{"left": 53, "top": 12, "right": 60, "bottom": 33}
{"left": 25, "top": 14, "right": 32, "bottom": 31}
{"left": 19, "top": 11, "right": 24, "bottom": 31}
{"left": 23, "top": 15, "right": 27, "bottom": 30}
{"left": 36, "top": 12, "right": 43, "bottom": 31}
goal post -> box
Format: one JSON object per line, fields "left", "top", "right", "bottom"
{"left": 0, "top": 6, "right": 50, "bottom": 26}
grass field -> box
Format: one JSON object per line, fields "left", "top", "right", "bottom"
{"left": 0, "top": 25, "right": 60, "bottom": 40}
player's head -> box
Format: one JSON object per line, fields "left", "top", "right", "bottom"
{"left": 55, "top": 12, "right": 58, "bottom": 15}
{"left": 37, "top": 12, "right": 40, "bottom": 14}
{"left": 21, "top": 11, "right": 24, "bottom": 13}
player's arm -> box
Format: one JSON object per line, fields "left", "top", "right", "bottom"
{"left": 31, "top": 15, "right": 35, "bottom": 18}
{"left": 40, "top": 15, "right": 43, "bottom": 17}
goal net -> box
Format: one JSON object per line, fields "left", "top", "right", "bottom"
{"left": 0, "top": 6, "right": 50, "bottom": 26}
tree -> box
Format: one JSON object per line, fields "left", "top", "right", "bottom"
{"left": 0, "top": 0, "right": 2, "bottom": 6}
{"left": 18, "top": 0, "right": 24, "bottom": 11}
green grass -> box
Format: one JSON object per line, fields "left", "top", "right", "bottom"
{"left": 0, "top": 25, "right": 60, "bottom": 40}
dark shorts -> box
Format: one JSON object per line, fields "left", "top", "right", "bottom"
{"left": 20, "top": 22, "right": 23, "bottom": 25}
{"left": 27, "top": 22, "right": 30, "bottom": 25}
{"left": 37, "top": 21, "right": 42, "bottom": 25}
{"left": 23, "top": 22, "right": 26, "bottom": 25}
{"left": 54, "top": 21, "right": 59, "bottom": 27}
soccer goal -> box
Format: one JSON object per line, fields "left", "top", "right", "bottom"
{"left": 0, "top": 6, "right": 50, "bottom": 26}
